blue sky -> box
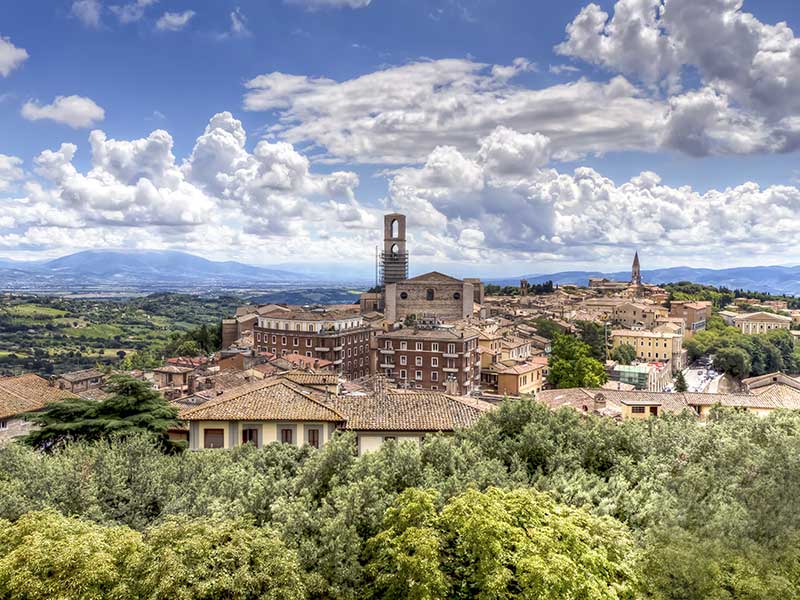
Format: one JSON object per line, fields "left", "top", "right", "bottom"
{"left": 2, "top": 0, "right": 800, "bottom": 278}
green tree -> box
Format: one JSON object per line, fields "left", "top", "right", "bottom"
{"left": 611, "top": 343, "right": 636, "bottom": 365}
{"left": 674, "top": 370, "right": 688, "bottom": 392}
{"left": 22, "top": 375, "right": 180, "bottom": 451}
{"left": 0, "top": 510, "right": 144, "bottom": 600}
{"left": 139, "top": 517, "right": 306, "bottom": 600}
{"left": 548, "top": 334, "right": 608, "bottom": 389}
{"left": 713, "top": 347, "right": 752, "bottom": 378}
{"left": 576, "top": 320, "right": 606, "bottom": 360}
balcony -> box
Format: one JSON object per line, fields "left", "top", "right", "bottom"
{"left": 380, "top": 363, "right": 396, "bottom": 369}
{"left": 333, "top": 345, "right": 344, "bottom": 352}
{"left": 443, "top": 367, "right": 458, "bottom": 373}
{"left": 315, "top": 347, "right": 329, "bottom": 352}
{"left": 443, "top": 353, "right": 459, "bottom": 358}
{"left": 379, "top": 348, "right": 395, "bottom": 354}
{"left": 333, "top": 359, "right": 343, "bottom": 365}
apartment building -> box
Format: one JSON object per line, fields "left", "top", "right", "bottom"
{"left": 611, "top": 329, "right": 686, "bottom": 372}
{"left": 612, "top": 302, "right": 668, "bottom": 329}
{"left": 254, "top": 308, "right": 373, "bottom": 379}
{"left": 669, "top": 300, "right": 711, "bottom": 337}
{"left": 374, "top": 326, "right": 480, "bottom": 395}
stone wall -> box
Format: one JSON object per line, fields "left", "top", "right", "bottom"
{"left": 386, "top": 281, "right": 473, "bottom": 322}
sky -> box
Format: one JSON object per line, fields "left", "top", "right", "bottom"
{"left": 2, "top": 0, "right": 800, "bottom": 279}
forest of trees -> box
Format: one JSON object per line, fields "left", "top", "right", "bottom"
{"left": 2, "top": 398, "right": 798, "bottom": 598}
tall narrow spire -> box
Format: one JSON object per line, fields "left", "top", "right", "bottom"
{"left": 631, "top": 251, "right": 641, "bottom": 286}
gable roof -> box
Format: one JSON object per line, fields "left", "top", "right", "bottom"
{"left": 0, "top": 374, "right": 79, "bottom": 420}
{"left": 734, "top": 311, "right": 792, "bottom": 322}
{"left": 59, "top": 368, "right": 104, "bottom": 383}
{"left": 179, "top": 378, "right": 343, "bottom": 422}
{"left": 403, "top": 271, "right": 463, "bottom": 284}
{"left": 329, "top": 392, "right": 493, "bottom": 431}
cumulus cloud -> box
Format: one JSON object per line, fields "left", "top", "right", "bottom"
{"left": 285, "top": 0, "right": 371, "bottom": 8}
{"left": 156, "top": 10, "right": 195, "bottom": 31}
{"left": 71, "top": 0, "right": 102, "bottom": 27}
{"left": 0, "top": 35, "right": 29, "bottom": 77}
{"left": 244, "top": 59, "right": 663, "bottom": 164}
{"left": 0, "top": 113, "right": 371, "bottom": 261}
{"left": 21, "top": 96, "right": 106, "bottom": 128}
{"left": 557, "top": 0, "right": 800, "bottom": 147}
{"left": 110, "top": 0, "right": 158, "bottom": 24}
{"left": 0, "top": 155, "right": 24, "bottom": 191}
{"left": 385, "top": 126, "right": 800, "bottom": 264}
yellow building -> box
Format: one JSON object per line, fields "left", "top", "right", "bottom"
{"left": 732, "top": 311, "right": 792, "bottom": 335}
{"left": 610, "top": 329, "right": 685, "bottom": 371}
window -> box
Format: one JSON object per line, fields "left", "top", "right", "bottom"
{"left": 281, "top": 428, "right": 294, "bottom": 444}
{"left": 426, "top": 288, "right": 435, "bottom": 301}
{"left": 256, "top": 333, "right": 261, "bottom": 342}
{"left": 454, "top": 292, "right": 461, "bottom": 300}
{"left": 400, "top": 355, "right": 407, "bottom": 365}
{"left": 306, "top": 338, "right": 312, "bottom": 347}
{"left": 431, "top": 357, "right": 438, "bottom": 367}
{"left": 431, "top": 371, "right": 439, "bottom": 381}
{"left": 242, "top": 428, "right": 258, "bottom": 445}
{"left": 447, "top": 343, "right": 456, "bottom": 354}
{"left": 308, "top": 324, "right": 314, "bottom": 332}
{"left": 415, "top": 356, "right": 423, "bottom": 366}
{"left": 631, "top": 406, "right": 646, "bottom": 414}
{"left": 0, "top": 421, "right": 6, "bottom": 430}
{"left": 272, "top": 335, "right": 277, "bottom": 344}
{"left": 415, "top": 370, "right": 423, "bottom": 380}
{"left": 400, "top": 369, "right": 407, "bottom": 379}
{"left": 293, "top": 337, "right": 299, "bottom": 346}
{"left": 296, "top": 324, "right": 301, "bottom": 331}
{"left": 307, "top": 429, "right": 320, "bottom": 449}
{"left": 431, "top": 343, "right": 439, "bottom": 352}
{"left": 400, "top": 292, "right": 408, "bottom": 300}
{"left": 306, "top": 351, "right": 312, "bottom": 357}
{"left": 416, "top": 342, "right": 423, "bottom": 351}
{"left": 385, "top": 341, "right": 393, "bottom": 349}
{"left": 400, "top": 341, "right": 407, "bottom": 350}
{"left": 204, "top": 429, "right": 224, "bottom": 449}
{"left": 281, "top": 336, "right": 287, "bottom": 345}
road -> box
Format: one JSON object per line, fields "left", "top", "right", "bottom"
{"left": 681, "top": 364, "right": 721, "bottom": 393}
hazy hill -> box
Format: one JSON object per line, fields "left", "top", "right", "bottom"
{"left": 489, "top": 265, "right": 800, "bottom": 296}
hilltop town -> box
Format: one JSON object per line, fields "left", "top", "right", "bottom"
{"left": 4, "top": 212, "right": 800, "bottom": 452}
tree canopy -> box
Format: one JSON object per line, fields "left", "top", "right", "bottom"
{"left": 22, "top": 375, "right": 179, "bottom": 451}
{"left": 547, "top": 334, "right": 608, "bottom": 389}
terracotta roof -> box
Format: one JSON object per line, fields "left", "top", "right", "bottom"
{"left": 180, "top": 379, "right": 343, "bottom": 422}
{"left": 379, "top": 327, "right": 477, "bottom": 340}
{"left": 154, "top": 365, "right": 195, "bottom": 374}
{"left": 282, "top": 371, "right": 339, "bottom": 386}
{"left": 403, "top": 271, "right": 463, "bottom": 284}
{"left": 59, "top": 368, "right": 104, "bottom": 383}
{"left": 734, "top": 311, "right": 792, "bottom": 322}
{"left": 0, "top": 374, "right": 79, "bottom": 419}
{"left": 281, "top": 353, "right": 334, "bottom": 370}
{"left": 330, "top": 392, "right": 493, "bottom": 431}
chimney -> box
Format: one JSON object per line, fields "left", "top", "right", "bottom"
{"left": 593, "top": 393, "right": 606, "bottom": 413}
{"left": 187, "top": 373, "right": 196, "bottom": 395}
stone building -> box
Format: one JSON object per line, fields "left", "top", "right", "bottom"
{"left": 610, "top": 328, "right": 686, "bottom": 372}
{"left": 733, "top": 311, "right": 792, "bottom": 335}
{"left": 612, "top": 302, "right": 668, "bottom": 329}
{"left": 669, "top": 300, "right": 711, "bottom": 337}
{"left": 374, "top": 324, "right": 481, "bottom": 395}
{"left": 385, "top": 272, "right": 475, "bottom": 323}
{"left": 253, "top": 307, "right": 373, "bottom": 379}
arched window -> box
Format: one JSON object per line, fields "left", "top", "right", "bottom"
{"left": 426, "top": 289, "right": 435, "bottom": 301}
{"left": 391, "top": 219, "right": 399, "bottom": 238}
{"left": 391, "top": 243, "right": 399, "bottom": 255}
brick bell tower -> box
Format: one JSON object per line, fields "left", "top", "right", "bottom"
{"left": 380, "top": 213, "right": 409, "bottom": 286}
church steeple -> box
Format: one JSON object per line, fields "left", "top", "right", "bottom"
{"left": 631, "top": 251, "right": 641, "bottom": 286}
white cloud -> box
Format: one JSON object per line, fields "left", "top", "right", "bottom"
{"left": 156, "top": 10, "right": 195, "bottom": 32}
{"left": 71, "top": 0, "right": 102, "bottom": 27}
{"left": 558, "top": 0, "right": 800, "bottom": 126}
{"left": 244, "top": 59, "right": 663, "bottom": 164}
{"left": 21, "top": 95, "right": 106, "bottom": 128}
{"left": 384, "top": 126, "right": 800, "bottom": 265}
{"left": 110, "top": 0, "right": 158, "bottom": 24}
{"left": 0, "top": 155, "right": 23, "bottom": 191}
{"left": 285, "top": 0, "right": 371, "bottom": 9}
{"left": 0, "top": 35, "right": 29, "bottom": 77}
{"left": 228, "top": 7, "right": 251, "bottom": 38}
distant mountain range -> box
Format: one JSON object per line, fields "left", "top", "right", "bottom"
{"left": 2, "top": 249, "right": 800, "bottom": 296}
{"left": 489, "top": 265, "right": 800, "bottom": 296}
{"left": 0, "top": 250, "right": 316, "bottom": 294}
